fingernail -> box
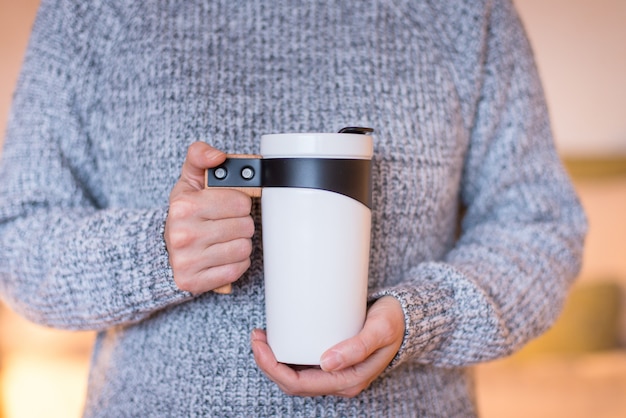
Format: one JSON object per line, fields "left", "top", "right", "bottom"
{"left": 320, "top": 351, "right": 343, "bottom": 371}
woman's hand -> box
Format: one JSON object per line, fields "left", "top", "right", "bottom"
{"left": 165, "top": 142, "right": 255, "bottom": 294}
{"left": 251, "top": 296, "right": 405, "bottom": 397}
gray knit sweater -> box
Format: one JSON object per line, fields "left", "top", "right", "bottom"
{"left": 0, "top": 0, "right": 586, "bottom": 416}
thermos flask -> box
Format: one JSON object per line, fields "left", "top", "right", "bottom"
{"left": 206, "top": 127, "right": 373, "bottom": 365}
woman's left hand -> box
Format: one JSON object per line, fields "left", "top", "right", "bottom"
{"left": 251, "top": 296, "right": 405, "bottom": 398}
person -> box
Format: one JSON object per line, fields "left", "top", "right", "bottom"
{"left": 0, "top": 0, "right": 586, "bottom": 416}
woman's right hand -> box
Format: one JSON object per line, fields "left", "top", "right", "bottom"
{"left": 164, "top": 142, "right": 255, "bottom": 294}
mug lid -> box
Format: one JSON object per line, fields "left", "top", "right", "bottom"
{"left": 261, "top": 132, "right": 373, "bottom": 159}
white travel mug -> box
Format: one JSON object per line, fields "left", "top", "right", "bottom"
{"left": 205, "top": 128, "right": 374, "bottom": 365}
{"left": 261, "top": 130, "right": 373, "bottom": 365}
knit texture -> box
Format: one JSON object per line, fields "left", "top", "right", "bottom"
{"left": 0, "top": 0, "right": 586, "bottom": 416}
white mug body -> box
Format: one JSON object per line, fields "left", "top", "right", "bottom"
{"left": 260, "top": 132, "right": 373, "bottom": 365}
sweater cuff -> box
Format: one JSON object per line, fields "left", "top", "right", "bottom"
{"left": 369, "top": 281, "right": 455, "bottom": 369}
{"left": 132, "top": 207, "right": 193, "bottom": 311}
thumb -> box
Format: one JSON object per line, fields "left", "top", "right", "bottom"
{"left": 320, "top": 297, "right": 404, "bottom": 372}
{"left": 178, "top": 142, "right": 227, "bottom": 191}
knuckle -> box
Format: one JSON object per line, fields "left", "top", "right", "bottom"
{"left": 187, "top": 141, "right": 207, "bottom": 157}
{"left": 169, "top": 198, "right": 196, "bottom": 220}
{"left": 378, "top": 316, "right": 400, "bottom": 347}
{"left": 167, "top": 228, "right": 194, "bottom": 250}
{"left": 355, "top": 336, "right": 372, "bottom": 358}
{"left": 281, "top": 381, "right": 305, "bottom": 397}
{"left": 168, "top": 252, "right": 192, "bottom": 272}
{"left": 173, "top": 272, "right": 196, "bottom": 293}
{"left": 374, "top": 327, "right": 393, "bottom": 348}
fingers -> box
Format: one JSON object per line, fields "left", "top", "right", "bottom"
{"left": 166, "top": 190, "right": 254, "bottom": 293}
{"left": 165, "top": 142, "right": 255, "bottom": 294}
{"left": 166, "top": 190, "right": 254, "bottom": 253}
{"left": 177, "top": 258, "right": 252, "bottom": 295}
{"left": 166, "top": 206, "right": 254, "bottom": 294}
{"left": 167, "top": 214, "right": 254, "bottom": 250}
{"left": 169, "top": 188, "right": 253, "bottom": 222}
{"left": 251, "top": 329, "right": 338, "bottom": 397}
{"left": 251, "top": 329, "right": 376, "bottom": 397}
{"left": 320, "top": 296, "right": 405, "bottom": 372}
{"left": 251, "top": 297, "right": 406, "bottom": 398}
{"left": 250, "top": 330, "right": 297, "bottom": 385}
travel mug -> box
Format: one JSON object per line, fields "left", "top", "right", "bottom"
{"left": 206, "top": 128, "right": 373, "bottom": 365}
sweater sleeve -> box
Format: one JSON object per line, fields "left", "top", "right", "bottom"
{"left": 0, "top": 0, "right": 192, "bottom": 331}
{"left": 372, "top": 0, "right": 587, "bottom": 368}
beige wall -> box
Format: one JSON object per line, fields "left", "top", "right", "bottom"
{"left": 514, "top": 0, "right": 626, "bottom": 156}
{"left": 0, "top": 0, "right": 39, "bottom": 150}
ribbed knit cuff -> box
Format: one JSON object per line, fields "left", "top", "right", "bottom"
{"left": 151, "top": 207, "right": 193, "bottom": 302}
{"left": 123, "top": 206, "right": 194, "bottom": 319}
{"left": 369, "top": 281, "right": 455, "bottom": 370}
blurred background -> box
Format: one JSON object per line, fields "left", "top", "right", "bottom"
{"left": 1, "top": 0, "right": 625, "bottom": 417}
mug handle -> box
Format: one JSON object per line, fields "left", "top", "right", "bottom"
{"left": 205, "top": 154, "right": 263, "bottom": 198}
{"left": 205, "top": 154, "right": 262, "bottom": 294}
